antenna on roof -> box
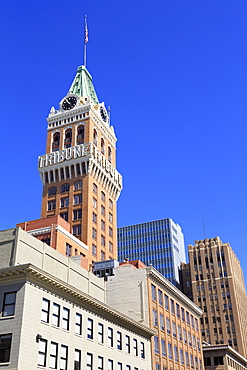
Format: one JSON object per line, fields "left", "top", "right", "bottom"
{"left": 84, "top": 15, "right": 88, "bottom": 68}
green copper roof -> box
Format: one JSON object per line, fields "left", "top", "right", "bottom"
{"left": 69, "top": 65, "right": 99, "bottom": 104}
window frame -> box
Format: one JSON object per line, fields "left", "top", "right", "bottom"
{"left": 2, "top": 292, "right": 16, "bottom": 317}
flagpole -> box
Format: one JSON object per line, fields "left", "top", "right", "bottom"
{"left": 84, "top": 15, "right": 88, "bottom": 67}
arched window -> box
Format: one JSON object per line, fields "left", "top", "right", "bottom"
{"left": 108, "top": 147, "right": 112, "bottom": 162}
{"left": 64, "top": 129, "right": 72, "bottom": 148}
{"left": 93, "top": 129, "right": 97, "bottom": 146}
{"left": 48, "top": 186, "right": 57, "bottom": 196}
{"left": 77, "top": 125, "right": 84, "bottom": 145}
{"left": 61, "top": 183, "right": 70, "bottom": 193}
{"left": 74, "top": 180, "right": 82, "bottom": 190}
{"left": 101, "top": 138, "right": 105, "bottom": 154}
{"left": 52, "top": 132, "right": 60, "bottom": 152}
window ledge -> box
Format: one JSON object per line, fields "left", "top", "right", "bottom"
{"left": 0, "top": 315, "right": 15, "bottom": 320}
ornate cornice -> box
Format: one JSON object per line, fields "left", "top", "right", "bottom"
{"left": 0, "top": 264, "right": 155, "bottom": 338}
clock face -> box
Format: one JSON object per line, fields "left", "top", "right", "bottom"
{"left": 100, "top": 107, "right": 107, "bottom": 122}
{"left": 62, "top": 96, "right": 77, "bottom": 110}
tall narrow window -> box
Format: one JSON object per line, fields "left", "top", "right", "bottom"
{"left": 87, "top": 353, "right": 93, "bottom": 370}
{"left": 66, "top": 243, "right": 72, "bottom": 257}
{"left": 60, "top": 345, "right": 68, "bottom": 370}
{"left": 75, "top": 313, "right": 82, "bottom": 335}
{"left": 133, "top": 339, "right": 138, "bottom": 356}
{"left": 41, "top": 298, "right": 50, "bottom": 323}
{"left": 2, "top": 292, "right": 16, "bottom": 317}
{"left": 0, "top": 334, "right": 12, "bottom": 364}
{"left": 108, "top": 360, "right": 113, "bottom": 370}
{"left": 140, "top": 342, "right": 145, "bottom": 359}
{"left": 49, "top": 342, "right": 58, "bottom": 369}
{"left": 108, "top": 147, "right": 112, "bottom": 162}
{"left": 161, "top": 340, "right": 166, "bottom": 357}
{"left": 126, "top": 335, "right": 130, "bottom": 353}
{"left": 64, "top": 129, "right": 72, "bottom": 148}
{"left": 87, "top": 318, "right": 93, "bottom": 339}
{"left": 93, "top": 129, "right": 97, "bottom": 146}
{"left": 74, "top": 194, "right": 82, "bottom": 205}
{"left": 38, "top": 338, "right": 47, "bottom": 367}
{"left": 154, "top": 336, "right": 159, "bottom": 354}
{"left": 98, "top": 356, "right": 104, "bottom": 370}
{"left": 101, "top": 138, "right": 105, "bottom": 154}
{"left": 62, "top": 307, "right": 69, "bottom": 330}
{"left": 77, "top": 125, "right": 84, "bottom": 145}
{"left": 52, "top": 303, "right": 60, "bottom": 327}
{"left": 117, "top": 331, "right": 122, "bottom": 350}
{"left": 52, "top": 132, "right": 60, "bottom": 152}
{"left": 151, "top": 284, "right": 156, "bottom": 301}
{"left": 108, "top": 327, "right": 113, "bottom": 347}
{"left": 98, "top": 323, "right": 104, "bottom": 343}
{"left": 74, "top": 349, "right": 81, "bottom": 370}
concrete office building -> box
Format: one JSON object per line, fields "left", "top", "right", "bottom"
{"left": 182, "top": 237, "right": 247, "bottom": 358}
{"left": 0, "top": 227, "right": 154, "bottom": 369}
{"left": 118, "top": 219, "right": 186, "bottom": 285}
{"left": 106, "top": 260, "right": 204, "bottom": 370}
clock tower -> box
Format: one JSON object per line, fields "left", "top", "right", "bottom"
{"left": 38, "top": 65, "right": 122, "bottom": 264}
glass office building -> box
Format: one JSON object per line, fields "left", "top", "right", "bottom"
{"left": 117, "top": 218, "right": 186, "bottom": 286}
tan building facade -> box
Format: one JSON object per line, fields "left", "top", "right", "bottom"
{"left": 106, "top": 262, "right": 203, "bottom": 370}
{"left": 203, "top": 344, "right": 247, "bottom": 370}
{"left": 37, "top": 65, "right": 122, "bottom": 265}
{"left": 185, "top": 237, "right": 247, "bottom": 358}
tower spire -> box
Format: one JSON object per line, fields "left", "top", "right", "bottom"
{"left": 84, "top": 15, "right": 88, "bottom": 68}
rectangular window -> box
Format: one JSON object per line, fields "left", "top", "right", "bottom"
{"left": 185, "top": 352, "right": 189, "bottom": 366}
{"left": 154, "top": 336, "right": 159, "bottom": 354}
{"left": 151, "top": 309, "right": 157, "bottom": 327}
{"left": 73, "top": 225, "right": 81, "bottom": 236}
{"left": 160, "top": 314, "right": 164, "bottom": 330}
{"left": 66, "top": 243, "right": 72, "bottom": 257}
{"left": 170, "top": 299, "right": 174, "bottom": 314}
{"left": 181, "top": 307, "right": 185, "bottom": 321}
{"left": 62, "top": 307, "right": 69, "bottom": 330}
{"left": 74, "top": 349, "right": 81, "bottom": 370}
{"left": 74, "top": 180, "right": 82, "bottom": 190}
{"left": 117, "top": 331, "right": 122, "bottom": 350}
{"left": 101, "top": 251, "right": 105, "bottom": 261}
{"left": 178, "top": 325, "right": 182, "bottom": 341}
{"left": 166, "top": 318, "right": 170, "bottom": 334}
{"left": 109, "top": 227, "right": 113, "bottom": 237}
{"left": 74, "top": 194, "right": 82, "bottom": 205}
{"left": 168, "top": 343, "right": 172, "bottom": 360}
{"left": 101, "top": 220, "right": 105, "bottom": 231}
{"left": 41, "top": 298, "right": 50, "bottom": 323}
{"left": 109, "top": 199, "right": 113, "bottom": 209}
{"left": 2, "top": 292, "right": 16, "bottom": 317}
{"left": 161, "top": 339, "right": 166, "bottom": 357}
{"left": 117, "top": 363, "right": 122, "bottom": 370}
{"left": 164, "top": 294, "right": 169, "bottom": 310}
{"left": 60, "top": 345, "right": 68, "bottom": 370}
{"left": 101, "top": 235, "right": 105, "bottom": 246}
{"left": 172, "top": 322, "right": 176, "bottom": 338}
{"left": 158, "top": 290, "right": 163, "bottom": 305}
{"left": 93, "top": 198, "right": 97, "bottom": 209}
{"left": 174, "top": 346, "right": 178, "bottom": 362}
{"left": 186, "top": 311, "right": 190, "bottom": 324}
{"left": 98, "top": 356, "right": 103, "bottom": 370}
{"left": 101, "top": 205, "right": 105, "bottom": 216}
{"left": 52, "top": 303, "right": 60, "bottom": 327}
{"left": 48, "top": 200, "right": 56, "bottom": 210}
{"left": 126, "top": 335, "right": 130, "bottom": 353}
{"left": 73, "top": 209, "right": 82, "bottom": 220}
{"left": 92, "top": 212, "right": 97, "bottom": 223}
{"left": 38, "top": 338, "right": 47, "bottom": 367}
{"left": 98, "top": 323, "right": 104, "bottom": 343}
{"left": 195, "top": 318, "right": 198, "bottom": 331}
{"left": 109, "top": 213, "right": 113, "bottom": 223}
{"left": 92, "top": 228, "right": 97, "bottom": 240}
{"left": 133, "top": 339, "right": 138, "bottom": 356}
{"left": 180, "top": 349, "right": 184, "bottom": 364}
{"left": 60, "top": 198, "right": 69, "bottom": 208}
{"left": 86, "top": 353, "right": 93, "bottom": 370}
{"left": 108, "top": 360, "right": 113, "bottom": 370}
{"left": 0, "top": 334, "right": 12, "bottom": 364}
{"left": 126, "top": 366, "right": 131, "bottom": 370}
{"left": 101, "top": 191, "right": 105, "bottom": 202}
{"left": 183, "top": 329, "right": 187, "bottom": 344}
{"left": 109, "top": 241, "right": 113, "bottom": 253}
{"left": 75, "top": 313, "right": 82, "bottom": 335}
{"left": 176, "top": 303, "right": 180, "bottom": 318}
{"left": 151, "top": 284, "right": 156, "bottom": 301}
{"left": 93, "top": 183, "right": 98, "bottom": 194}
{"left": 108, "top": 327, "right": 113, "bottom": 347}
{"left": 87, "top": 318, "right": 93, "bottom": 339}
{"left": 191, "top": 315, "right": 194, "bottom": 328}
{"left": 49, "top": 342, "right": 58, "bottom": 369}
{"left": 140, "top": 342, "right": 145, "bottom": 359}
{"left": 92, "top": 244, "right": 97, "bottom": 256}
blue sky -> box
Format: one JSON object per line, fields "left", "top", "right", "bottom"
{"left": 1, "top": 1, "right": 247, "bottom": 280}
